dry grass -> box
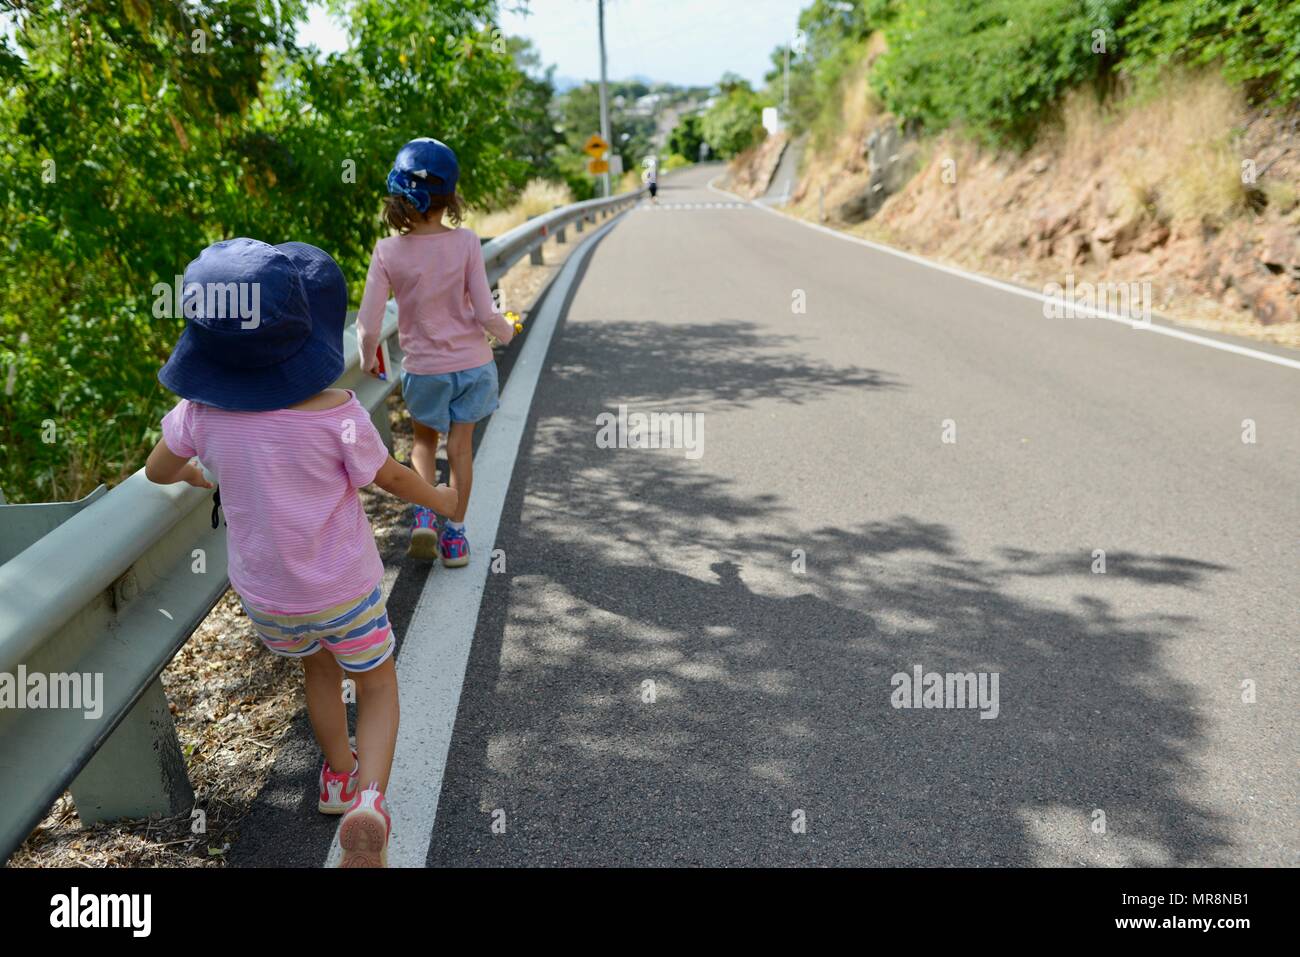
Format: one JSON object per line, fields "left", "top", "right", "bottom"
{"left": 465, "top": 178, "right": 574, "bottom": 238}
{"left": 839, "top": 45, "right": 881, "bottom": 138}
{"left": 467, "top": 173, "right": 647, "bottom": 239}
{"left": 1261, "top": 177, "right": 1299, "bottom": 213}
{"left": 1060, "top": 73, "right": 1249, "bottom": 226}
{"left": 618, "top": 169, "right": 643, "bottom": 193}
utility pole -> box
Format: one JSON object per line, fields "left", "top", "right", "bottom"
{"left": 783, "top": 44, "right": 790, "bottom": 117}
{"left": 783, "top": 30, "right": 804, "bottom": 124}
{"left": 597, "top": 0, "right": 612, "bottom": 197}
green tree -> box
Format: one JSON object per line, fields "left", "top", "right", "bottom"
{"left": 764, "top": 0, "right": 897, "bottom": 136}
{"left": 701, "top": 78, "right": 769, "bottom": 158}
{"left": 667, "top": 112, "right": 705, "bottom": 162}
{"left": 503, "top": 36, "right": 564, "bottom": 178}
{"left": 0, "top": 0, "right": 306, "bottom": 502}
{"left": 872, "top": 0, "right": 1136, "bottom": 146}
{"left": 1119, "top": 0, "right": 1300, "bottom": 105}
{"left": 0, "top": 0, "right": 540, "bottom": 503}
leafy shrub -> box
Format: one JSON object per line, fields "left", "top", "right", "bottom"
{"left": 873, "top": 0, "right": 1135, "bottom": 147}
{"left": 466, "top": 179, "right": 574, "bottom": 238}
{"left": 0, "top": 0, "right": 532, "bottom": 503}
{"left": 790, "top": 0, "right": 1297, "bottom": 151}
{"left": 1119, "top": 0, "right": 1300, "bottom": 105}
{"left": 773, "top": 0, "right": 895, "bottom": 138}
{"left": 667, "top": 113, "right": 705, "bottom": 163}
{"left": 701, "top": 77, "right": 771, "bottom": 158}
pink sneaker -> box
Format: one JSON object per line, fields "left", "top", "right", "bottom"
{"left": 408, "top": 506, "right": 439, "bottom": 561}
{"left": 439, "top": 524, "right": 470, "bottom": 568}
{"left": 318, "top": 752, "right": 358, "bottom": 814}
{"left": 338, "top": 782, "right": 391, "bottom": 868}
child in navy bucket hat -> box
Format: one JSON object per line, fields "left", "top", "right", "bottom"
{"left": 146, "top": 237, "right": 458, "bottom": 867}
{"left": 359, "top": 137, "right": 518, "bottom": 566}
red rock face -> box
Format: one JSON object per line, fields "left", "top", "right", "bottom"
{"left": 844, "top": 104, "right": 1300, "bottom": 343}
{"left": 1252, "top": 279, "right": 1299, "bottom": 325}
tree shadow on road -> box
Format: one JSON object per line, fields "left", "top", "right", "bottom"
{"left": 545, "top": 317, "right": 901, "bottom": 409}
{"left": 427, "top": 315, "right": 1234, "bottom": 868}
{"left": 435, "top": 522, "right": 1231, "bottom": 866}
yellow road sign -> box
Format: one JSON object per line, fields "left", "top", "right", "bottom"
{"left": 586, "top": 158, "right": 609, "bottom": 175}
{"left": 583, "top": 134, "right": 610, "bottom": 158}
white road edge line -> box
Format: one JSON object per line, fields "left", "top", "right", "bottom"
{"left": 706, "top": 174, "right": 1300, "bottom": 372}
{"left": 324, "top": 212, "right": 627, "bottom": 869}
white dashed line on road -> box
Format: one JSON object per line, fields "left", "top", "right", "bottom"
{"left": 637, "top": 201, "right": 747, "bottom": 210}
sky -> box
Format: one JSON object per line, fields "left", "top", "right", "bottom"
{"left": 298, "top": 0, "right": 807, "bottom": 89}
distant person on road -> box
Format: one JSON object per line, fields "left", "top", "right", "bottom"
{"left": 358, "top": 137, "right": 517, "bottom": 567}
{"left": 146, "top": 238, "right": 458, "bottom": 868}
{"left": 646, "top": 156, "right": 659, "bottom": 200}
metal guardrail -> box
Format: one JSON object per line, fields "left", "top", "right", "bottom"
{"left": 481, "top": 189, "right": 643, "bottom": 282}
{"left": 0, "top": 185, "right": 645, "bottom": 862}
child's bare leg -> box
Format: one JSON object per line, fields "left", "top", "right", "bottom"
{"left": 446, "top": 421, "right": 475, "bottom": 524}
{"left": 411, "top": 420, "right": 441, "bottom": 487}
{"left": 302, "top": 650, "right": 353, "bottom": 773}
{"left": 352, "top": 658, "right": 399, "bottom": 792}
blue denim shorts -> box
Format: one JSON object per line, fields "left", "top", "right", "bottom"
{"left": 400, "top": 360, "right": 499, "bottom": 433}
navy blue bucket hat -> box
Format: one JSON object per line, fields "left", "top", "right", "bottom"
{"left": 158, "top": 238, "right": 347, "bottom": 412}
{"left": 386, "top": 137, "right": 459, "bottom": 213}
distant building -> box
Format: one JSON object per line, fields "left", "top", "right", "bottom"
{"left": 632, "top": 93, "right": 664, "bottom": 116}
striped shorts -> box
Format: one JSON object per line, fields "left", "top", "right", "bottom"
{"left": 241, "top": 585, "right": 395, "bottom": 673}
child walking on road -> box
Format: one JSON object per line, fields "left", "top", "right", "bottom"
{"left": 145, "top": 238, "right": 458, "bottom": 867}
{"left": 357, "top": 137, "right": 516, "bottom": 565}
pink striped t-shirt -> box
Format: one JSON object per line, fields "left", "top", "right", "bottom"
{"left": 356, "top": 227, "right": 516, "bottom": 376}
{"left": 161, "top": 393, "right": 389, "bottom": 614}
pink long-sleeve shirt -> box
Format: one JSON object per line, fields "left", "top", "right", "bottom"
{"left": 356, "top": 228, "right": 515, "bottom": 376}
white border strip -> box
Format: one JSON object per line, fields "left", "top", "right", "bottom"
{"left": 325, "top": 213, "right": 626, "bottom": 869}
{"left": 707, "top": 175, "right": 1300, "bottom": 372}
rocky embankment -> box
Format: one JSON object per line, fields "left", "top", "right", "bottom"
{"left": 732, "top": 78, "right": 1300, "bottom": 347}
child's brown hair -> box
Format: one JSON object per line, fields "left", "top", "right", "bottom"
{"left": 382, "top": 190, "right": 465, "bottom": 234}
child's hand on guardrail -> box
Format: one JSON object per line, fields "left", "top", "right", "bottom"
{"left": 179, "top": 461, "right": 214, "bottom": 490}
{"left": 145, "top": 439, "right": 214, "bottom": 489}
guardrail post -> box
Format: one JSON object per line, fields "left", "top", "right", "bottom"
{"left": 68, "top": 677, "right": 194, "bottom": 825}
{"left": 529, "top": 246, "right": 544, "bottom": 266}
{"left": 574, "top": 216, "right": 584, "bottom": 234}
{"left": 556, "top": 226, "right": 566, "bottom": 244}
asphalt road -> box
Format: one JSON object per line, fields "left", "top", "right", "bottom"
{"left": 234, "top": 163, "right": 1298, "bottom": 867}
